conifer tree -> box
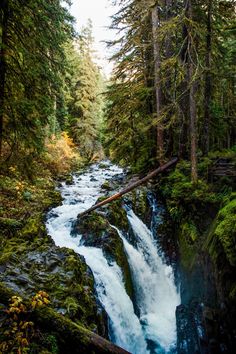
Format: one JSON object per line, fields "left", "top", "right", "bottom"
{"left": 106, "top": 0, "right": 235, "bottom": 174}
{"left": 0, "top": 0, "right": 73, "bottom": 161}
{"left": 66, "top": 23, "right": 105, "bottom": 161}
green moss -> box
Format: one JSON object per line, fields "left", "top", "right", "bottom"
{"left": 104, "top": 229, "right": 133, "bottom": 299}
{"left": 0, "top": 251, "right": 13, "bottom": 265}
{"left": 229, "top": 284, "right": 236, "bottom": 301}
{"left": 20, "top": 214, "right": 46, "bottom": 238}
{"left": 43, "top": 190, "right": 62, "bottom": 208}
{"left": 79, "top": 212, "right": 109, "bottom": 235}
{"left": 181, "top": 222, "right": 198, "bottom": 243}
{"left": 0, "top": 217, "right": 22, "bottom": 230}
{"left": 64, "top": 296, "right": 79, "bottom": 316}
{"left": 128, "top": 189, "right": 149, "bottom": 218}
{"left": 205, "top": 196, "right": 236, "bottom": 266}
{"left": 107, "top": 200, "right": 129, "bottom": 231}
{"left": 101, "top": 181, "right": 112, "bottom": 191}
{"left": 214, "top": 198, "right": 236, "bottom": 266}
{"left": 178, "top": 222, "right": 197, "bottom": 269}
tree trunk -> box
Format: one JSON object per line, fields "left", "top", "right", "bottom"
{"left": 187, "top": 0, "right": 198, "bottom": 183}
{"left": 189, "top": 63, "right": 198, "bottom": 183}
{"left": 179, "top": 3, "right": 190, "bottom": 159}
{"left": 151, "top": 4, "right": 164, "bottom": 164}
{"left": 79, "top": 158, "right": 178, "bottom": 217}
{"left": 0, "top": 0, "right": 9, "bottom": 157}
{"left": 202, "top": 0, "right": 212, "bottom": 155}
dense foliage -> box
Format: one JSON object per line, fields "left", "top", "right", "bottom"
{"left": 0, "top": 1, "right": 104, "bottom": 170}
{"left": 66, "top": 23, "right": 105, "bottom": 161}
{"left": 105, "top": 0, "right": 236, "bottom": 176}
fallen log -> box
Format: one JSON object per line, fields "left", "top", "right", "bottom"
{"left": 0, "top": 283, "right": 130, "bottom": 354}
{"left": 79, "top": 157, "right": 178, "bottom": 217}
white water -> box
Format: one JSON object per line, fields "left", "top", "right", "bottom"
{"left": 46, "top": 161, "right": 180, "bottom": 354}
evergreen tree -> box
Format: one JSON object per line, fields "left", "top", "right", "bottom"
{"left": 67, "top": 23, "right": 105, "bottom": 161}
{"left": 105, "top": 0, "right": 235, "bottom": 175}
{"left": 0, "top": 0, "right": 73, "bottom": 161}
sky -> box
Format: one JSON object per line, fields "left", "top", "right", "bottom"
{"left": 70, "top": 0, "right": 118, "bottom": 76}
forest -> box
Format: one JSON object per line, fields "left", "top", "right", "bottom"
{"left": 0, "top": 0, "right": 235, "bottom": 353}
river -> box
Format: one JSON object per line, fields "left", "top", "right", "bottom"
{"left": 46, "top": 161, "right": 180, "bottom": 354}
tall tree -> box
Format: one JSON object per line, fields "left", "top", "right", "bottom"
{"left": 67, "top": 23, "right": 105, "bottom": 161}
{"left": 202, "top": 0, "right": 212, "bottom": 155}
{"left": 0, "top": 0, "right": 73, "bottom": 161}
{"left": 151, "top": 3, "right": 164, "bottom": 163}
{"left": 0, "top": 0, "right": 9, "bottom": 157}
{"left": 105, "top": 0, "right": 235, "bottom": 173}
{"left": 186, "top": 0, "right": 198, "bottom": 182}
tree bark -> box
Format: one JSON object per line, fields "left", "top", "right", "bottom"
{"left": 189, "top": 63, "right": 198, "bottom": 183}
{"left": 179, "top": 2, "right": 190, "bottom": 159}
{"left": 202, "top": 0, "right": 212, "bottom": 155}
{"left": 0, "top": 0, "right": 9, "bottom": 157}
{"left": 187, "top": 0, "right": 198, "bottom": 183}
{"left": 79, "top": 158, "right": 178, "bottom": 217}
{"left": 151, "top": 4, "right": 164, "bottom": 164}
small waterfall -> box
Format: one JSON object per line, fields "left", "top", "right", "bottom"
{"left": 116, "top": 210, "right": 180, "bottom": 353}
{"left": 46, "top": 162, "right": 180, "bottom": 354}
{"left": 78, "top": 246, "right": 148, "bottom": 354}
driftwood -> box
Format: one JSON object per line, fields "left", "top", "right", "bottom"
{"left": 79, "top": 157, "right": 178, "bottom": 217}
{"left": 0, "top": 283, "right": 130, "bottom": 354}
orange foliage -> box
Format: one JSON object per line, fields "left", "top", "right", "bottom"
{"left": 45, "top": 132, "right": 81, "bottom": 175}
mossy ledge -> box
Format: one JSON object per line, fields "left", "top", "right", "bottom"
{"left": 0, "top": 168, "right": 109, "bottom": 349}
{"left": 0, "top": 283, "right": 130, "bottom": 354}
{"left": 75, "top": 210, "right": 134, "bottom": 300}
{"left": 156, "top": 158, "right": 236, "bottom": 352}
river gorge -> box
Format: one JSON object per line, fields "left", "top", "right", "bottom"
{"left": 46, "top": 161, "right": 180, "bottom": 354}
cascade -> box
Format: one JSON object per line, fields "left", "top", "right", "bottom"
{"left": 46, "top": 162, "right": 180, "bottom": 354}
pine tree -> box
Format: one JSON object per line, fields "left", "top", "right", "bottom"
{"left": 0, "top": 0, "right": 73, "bottom": 161}
{"left": 66, "top": 23, "right": 105, "bottom": 161}
{"left": 106, "top": 0, "right": 235, "bottom": 174}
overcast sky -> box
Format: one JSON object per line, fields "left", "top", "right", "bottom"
{"left": 70, "top": 0, "right": 118, "bottom": 76}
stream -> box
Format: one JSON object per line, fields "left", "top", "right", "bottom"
{"left": 46, "top": 161, "right": 180, "bottom": 354}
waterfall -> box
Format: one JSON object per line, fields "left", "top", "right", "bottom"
{"left": 78, "top": 246, "right": 148, "bottom": 353}
{"left": 46, "top": 162, "right": 180, "bottom": 354}
{"left": 114, "top": 209, "right": 180, "bottom": 353}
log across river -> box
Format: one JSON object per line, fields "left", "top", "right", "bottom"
{"left": 80, "top": 158, "right": 178, "bottom": 217}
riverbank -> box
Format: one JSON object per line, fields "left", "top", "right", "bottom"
{"left": 0, "top": 141, "right": 110, "bottom": 352}
{"left": 155, "top": 154, "right": 236, "bottom": 353}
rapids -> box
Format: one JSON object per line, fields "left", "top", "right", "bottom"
{"left": 46, "top": 161, "right": 180, "bottom": 353}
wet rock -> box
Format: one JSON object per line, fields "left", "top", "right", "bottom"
{"left": 47, "top": 211, "right": 59, "bottom": 218}
{"left": 75, "top": 211, "right": 134, "bottom": 300}
{"left": 176, "top": 302, "right": 208, "bottom": 354}
{"left": 0, "top": 241, "right": 108, "bottom": 336}
{"left": 65, "top": 175, "right": 73, "bottom": 185}
{"left": 101, "top": 181, "right": 112, "bottom": 191}
{"left": 15, "top": 274, "right": 33, "bottom": 286}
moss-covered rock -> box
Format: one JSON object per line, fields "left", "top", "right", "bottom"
{"left": 106, "top": 199, "right": 129, "bottom": 231}
{"left": 75, "top": 211, "right": 133, "bottom": 299}
{"left": 0, "top": 167, "right": 108, "bottom": 338}
{"left": 0, "top": 237, "right": 106, "bottom": 335}
{"left": 204, "top": 196, "right": 236, "bottom": 266}
{"left": 157, "top": 159, "right": 236, "bottom": 352}
{"left": 101, "top": 181, "right": 112, "bottom": 191}
{"left": 0, "top": 283, "right": 128, "bottom": 354}
{"left": 0, "top": 217, "right": 22, "bottom": 231}
{"left": 178, "top": 222, "right": 198, "bottom": 270}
